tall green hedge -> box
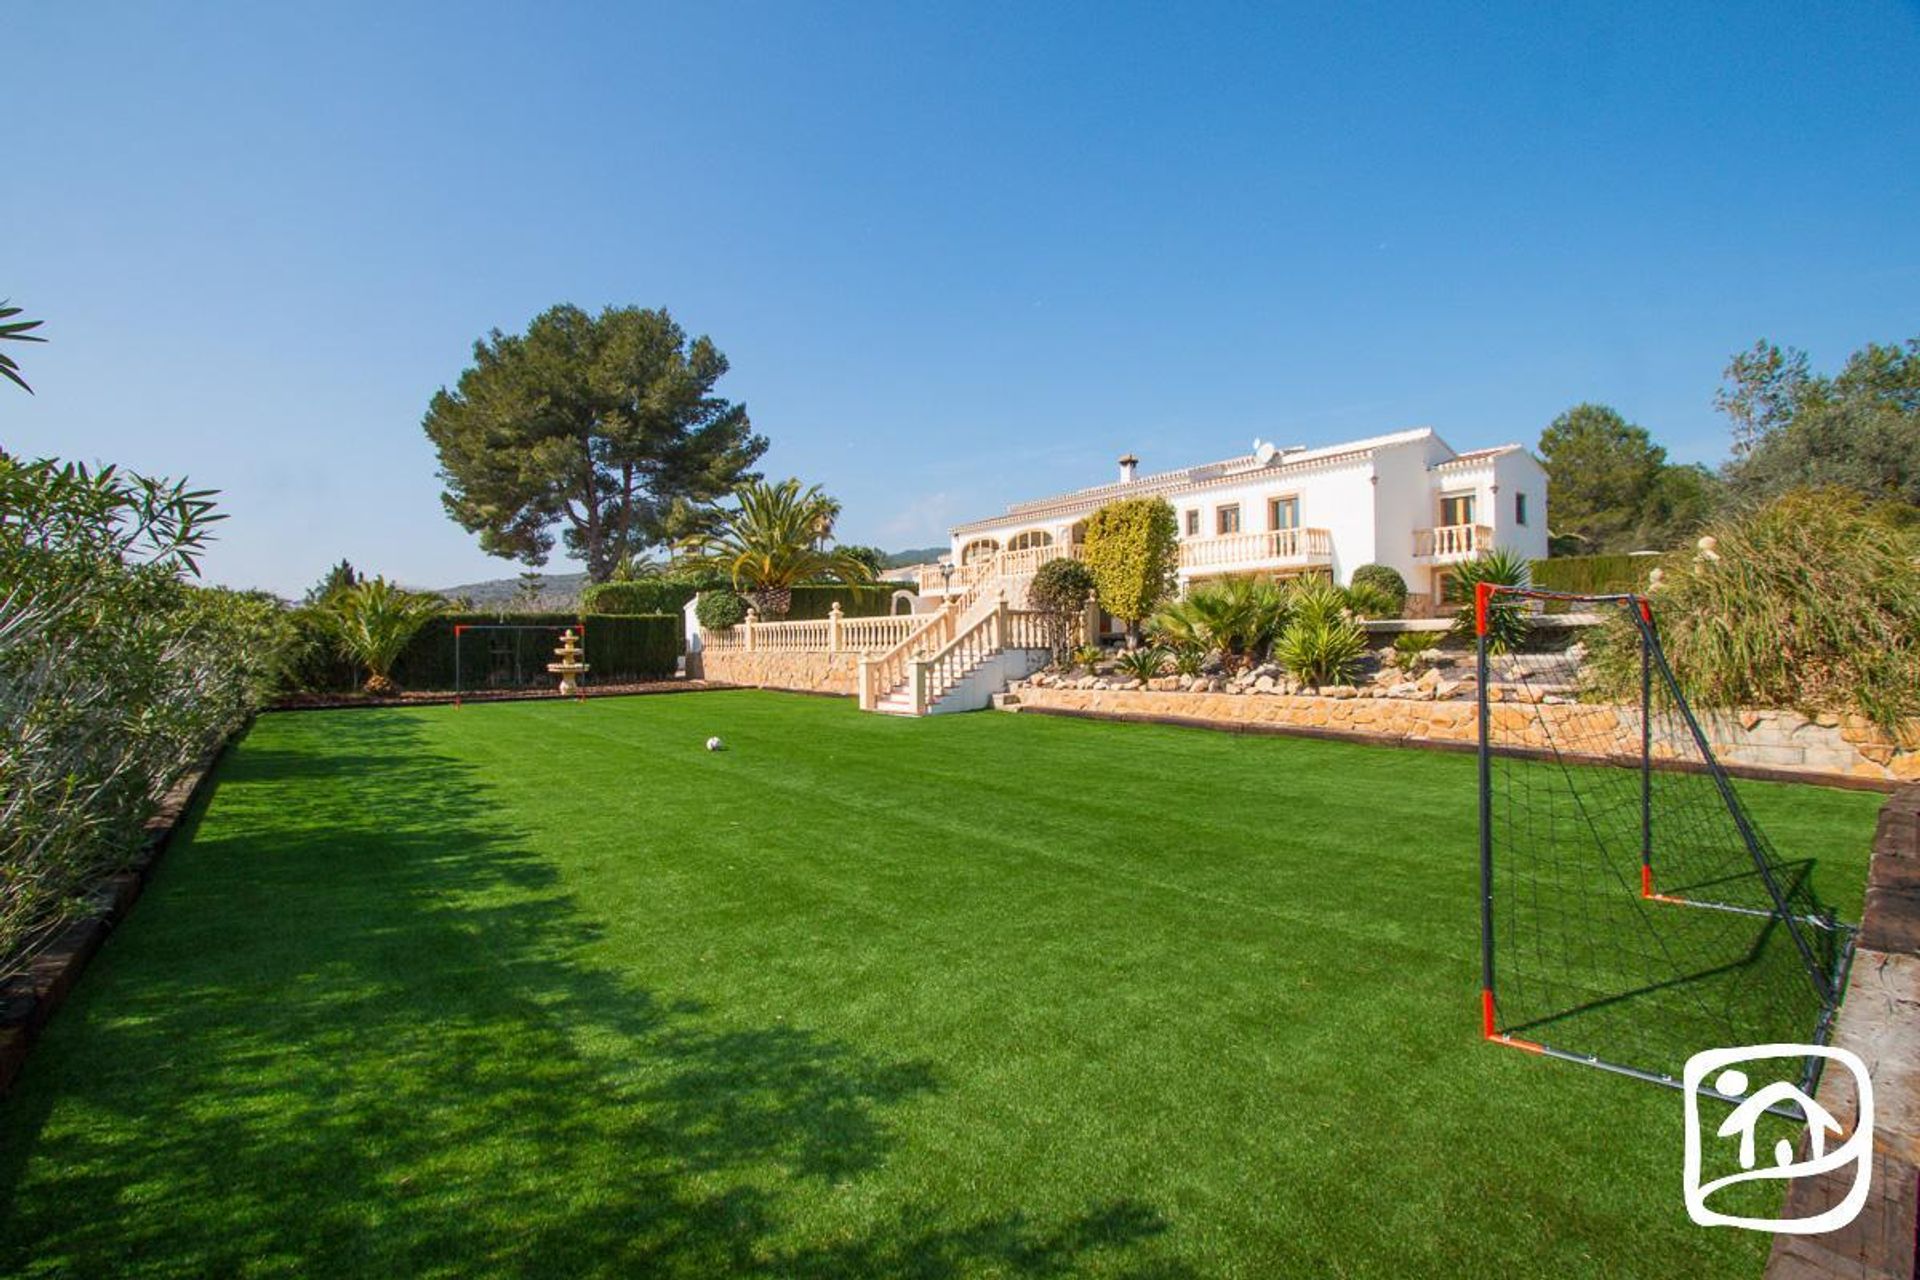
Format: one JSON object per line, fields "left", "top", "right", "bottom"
{"left": 781, "top": 584, "right": 903, "bottom": 620}
{"left": 581, "top": 580, "right": 699, "bottom": 616}
{"left": 1529, "top": 554, "right": 1656, "bottom": 597}
{"left": 388, "top": 613, "right": 681, "bottom": 691}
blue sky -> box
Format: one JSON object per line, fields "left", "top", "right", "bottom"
{"left": 8, "top": 2, "right": 1917, "bottom": 595}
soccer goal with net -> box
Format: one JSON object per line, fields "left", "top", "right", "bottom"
{"left": 451, "top": 623, "right": 588, "bottom": 706}
{"left": 1474, "top": 583, "right": 1853, "bottom": 1111}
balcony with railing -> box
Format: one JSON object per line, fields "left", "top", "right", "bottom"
{"left": 1413, "top": 523, "right": 1493, "bottom": 561}
{"left": 1177, "top": 527, "right": 1333, "bottom": 576}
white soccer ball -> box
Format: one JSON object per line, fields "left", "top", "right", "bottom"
{"left": 705, "top": 736, "right": 724, "bottom": 752}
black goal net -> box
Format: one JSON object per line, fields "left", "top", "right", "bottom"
{"left": 1475, "top": 585, "right": 1851, "bottom": 1106}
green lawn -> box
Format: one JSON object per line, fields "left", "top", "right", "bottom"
{"left": 0, "top": 691, "right": 1884, "bottom": 1278}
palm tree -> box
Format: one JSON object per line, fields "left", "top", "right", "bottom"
{"left": 678, "top": 479, "right": 872, "bottom": 618}
{"left": 328, "top": 577, "right": 446, "bottom": 695}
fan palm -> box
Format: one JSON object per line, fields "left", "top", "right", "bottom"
{"left": 328, "top": 577, "right": 446, "bottom": 695}
{"left": 678, "top": 478, "right": 873, "bottom": 618}
{"left": 1150, "top": 577, "right": 1290, "bottom": 668}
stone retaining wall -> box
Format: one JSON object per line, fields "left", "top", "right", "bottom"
{"left": 1005, "top": 684, "right": 1920, "bottom": 786}
{"left": 700, "top": 649, "right": 862, "bottom": 697}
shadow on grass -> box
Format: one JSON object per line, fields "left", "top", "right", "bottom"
{"left": 0, "top": 714, "right": 1183, "bottom": 1277}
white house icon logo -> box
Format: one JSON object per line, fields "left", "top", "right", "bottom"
{"left": 1683, "top": 1044, "right": 1873, "bottom": 1233}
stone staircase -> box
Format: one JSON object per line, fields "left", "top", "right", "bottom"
{"left": 858, "top": 547, "right": 1077, "bottom": 717}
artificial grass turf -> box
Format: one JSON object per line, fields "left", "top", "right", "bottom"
{"left": 0, "top": 691, "right": 1884, "bottom": 1278}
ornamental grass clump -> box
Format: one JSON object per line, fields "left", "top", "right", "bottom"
{"left": 1587, "top": 489, "right": 1920, "bottom": 732}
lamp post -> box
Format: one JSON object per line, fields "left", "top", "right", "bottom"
{"left": 940, "top": 561, "right": 955, "bottom": 597}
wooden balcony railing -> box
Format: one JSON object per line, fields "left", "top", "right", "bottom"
{"left": 1178, "top": 527, "right": 1333, "bottom": 572}
{"left": 1413, "top": 524, "right": 1493, "bottom": 559}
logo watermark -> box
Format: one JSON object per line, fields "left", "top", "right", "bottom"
{"left": 1682, "top": 1044, "right": 1873, "bottom": 1233}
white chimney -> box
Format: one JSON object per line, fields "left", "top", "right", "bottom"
{"left": 1118, "top": 453, "right": 1139, "bottom": 483}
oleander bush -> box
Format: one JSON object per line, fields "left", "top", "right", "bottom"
{"left": 1586, "top": 490, "right": 1920, "bottom": 731}
{"left": 0, "top": 451, "right": 280, "bottom": 977}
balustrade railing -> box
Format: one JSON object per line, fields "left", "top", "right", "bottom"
{"left": 702, "top": 605, "right": 923, "bottom": 656}
{"left": 909, "top": 601, "right": 1057, "bottom": 712}
{"left": 859, "top": 608, "right": 954, "bottom": 710}
{"left": 1178, "top": 527, "right": 1332, "bottom": 571}
{"left": 862, "top": 544, "right": 1089, "bottom": 710}
{"left": 1414, "top": 523, "right": 1493, "bottom": 558}
{"left": 918, "top": 543, "right": 1081, "bottom": 599}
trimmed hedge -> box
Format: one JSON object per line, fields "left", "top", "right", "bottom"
{"left": 781, "top": 584, "right": 903, "bottom": 620}
{"left": 389, "top": 613, "right": 681, "bottom": 691}
{"left": 1528, "top": 554, "right": 1657, "bottom": 615}
{"left": 581, "top": 580, "right": 700, "bottom": 616}
{"left": 696, "top": 589, "right": 747, "bottom": 630}
{"left": 1347, "top": 564, "right": 1408, "bottom": 616}
{"left": 1529, "top": 554, "right": 1656, "bottom": 597}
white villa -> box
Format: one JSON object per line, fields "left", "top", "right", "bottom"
{"left": 696, "top": 427, "right": 1547, "bottom": 717}
{"left": 918, "top": 427, "right": 1548, "bottom": 611}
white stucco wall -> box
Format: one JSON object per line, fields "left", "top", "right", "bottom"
{"left": 1367, "top": 437, "right": 1436, "bottom": 584}
{"left": 1490, "top": 450, "right": 1550, "bottom": 562}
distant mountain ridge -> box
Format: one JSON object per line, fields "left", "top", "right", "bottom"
{"left": 431, "top": 573, "right": 588, "bottom": 612}
{"left": 434, "top": 547, "right": 943, "bottom": 611}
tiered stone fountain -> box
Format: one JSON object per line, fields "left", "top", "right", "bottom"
{"left": 547, "top": 628, "right": 588, "bottom": 696}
